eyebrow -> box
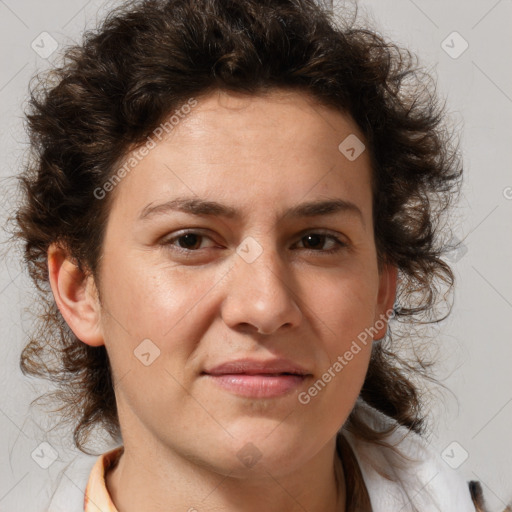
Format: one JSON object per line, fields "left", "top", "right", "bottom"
{"left": 138, "top": 197, "right": 365, "bottom": 226}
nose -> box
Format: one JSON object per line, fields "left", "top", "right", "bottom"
{"left": 220, "top": 239, "right": 303, "bottom": 336}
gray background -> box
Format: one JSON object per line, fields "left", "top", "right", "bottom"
{"left": 0, "top": 0, "right": 511, "bottom": 510}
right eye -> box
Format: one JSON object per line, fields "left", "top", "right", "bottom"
{"left": 160, "top": 230, "right": 219, "bottom": 253}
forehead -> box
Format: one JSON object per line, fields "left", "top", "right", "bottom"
{"left": 173, "top": 89, "right": 362, "bottom": 149}
{"left": 106, "top": 89, "right": 373, "bottom": 225}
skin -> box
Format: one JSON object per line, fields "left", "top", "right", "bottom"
{"left": 48, "top": 89, "right": 397, "bottom": 512}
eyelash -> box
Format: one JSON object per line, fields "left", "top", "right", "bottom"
{"left": 161, "top": 230, "right": 348, "bottom": 256}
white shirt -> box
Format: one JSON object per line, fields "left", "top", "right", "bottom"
{"left": 341, "top": 401, "right": 477, "bottom": 511}
{"left": 46, "top": 403, "right": 478, "bottom": 511}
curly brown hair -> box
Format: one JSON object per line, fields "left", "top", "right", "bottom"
{"left": 11, "top": 0, "right": 462, "bottom": 458}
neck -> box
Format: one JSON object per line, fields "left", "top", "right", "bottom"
{"left": 106, "top": 434, "right": 346, "bottom": 512}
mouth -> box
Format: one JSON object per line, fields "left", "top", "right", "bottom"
{"left": 202, "top": 358, "right": 312, "bottom": 398}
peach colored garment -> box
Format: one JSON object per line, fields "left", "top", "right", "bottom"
{"left": 79, "top": 404, "right": 482, "bottom": 512}
{"left": 83, "top": 446, "right": 123, "bottom": 512}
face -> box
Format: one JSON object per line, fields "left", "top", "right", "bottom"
{"left": 80, "top": 89, "right": 395, "bottom": 476}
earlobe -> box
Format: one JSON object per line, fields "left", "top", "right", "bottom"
{"left": 373, "top": 263, "right": 398, "bottom": 340}
{"left": 47, "top": 243, "right": 104, "bottom": 347}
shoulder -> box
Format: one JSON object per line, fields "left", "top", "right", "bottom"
{"left": 341, "top": 401, "right": 477, "bottom": 512}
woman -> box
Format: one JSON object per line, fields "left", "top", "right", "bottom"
{"left": 12, "top": 0, "right": 506, "bottom": 510}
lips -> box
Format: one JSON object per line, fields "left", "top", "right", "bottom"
{"left": 202, "top": 358, "right": 312, "bottom": 398}
{"left": 204, "top": 358, "right": 310, "bottom": 376}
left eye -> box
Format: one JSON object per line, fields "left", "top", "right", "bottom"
{"left": 294, "top": 233, "right": 347, "bottom": 253}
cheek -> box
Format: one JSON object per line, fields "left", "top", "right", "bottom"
{"left": 98, "top": 257, "right": 227, "bottom": 398}
{"left": 100, "top": 254, "right": 214, "bottom": 340}
{"left": 312, "top": 271, "right": 379, "bottom": 338}
{"left": 306, "top": 278, "right": 375, "bottom": 412}
{"left": 309, "top": 271, "right": 378, "bottom": 394}
{"left": 97, "top": 263, "right": 208, "bottom": 413}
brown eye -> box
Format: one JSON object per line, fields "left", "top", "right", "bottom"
{"left": 295, "top": 232, "right": 347, "bottom": 254}
{"left": 162, "top": 230, "right": 216, "bottom": 253}
{"left": 175, "top": 233, "right": 203, "bottom": 250}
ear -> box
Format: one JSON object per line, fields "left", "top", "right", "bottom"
{"left": 47, "top": 243, "right": 104, "bottom": 347}
{"left": 373, "top": 263, "right": 398, "bottom": 340}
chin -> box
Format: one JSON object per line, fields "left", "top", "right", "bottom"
{"left": 219, "top": 424, "right": 316, "bottom": 476}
